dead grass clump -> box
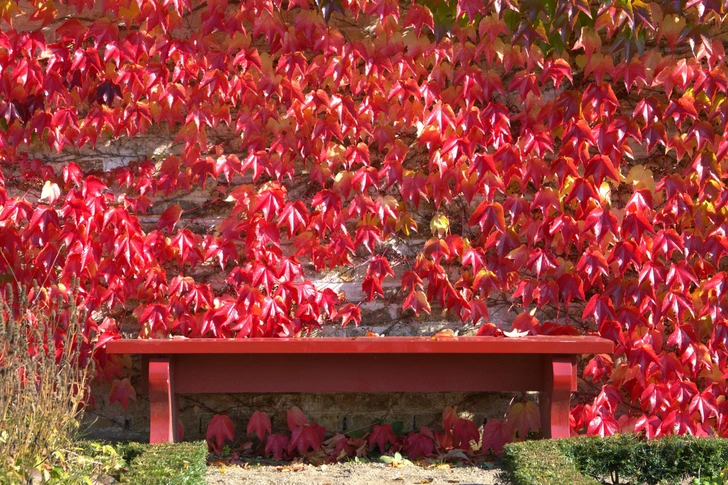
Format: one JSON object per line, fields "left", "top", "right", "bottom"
{"left": 0, "top": 286, "right": 93, "bottom": 483}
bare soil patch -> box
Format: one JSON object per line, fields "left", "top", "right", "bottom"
{"left": 206, "top": 461, "right": 502, "bottom": 485}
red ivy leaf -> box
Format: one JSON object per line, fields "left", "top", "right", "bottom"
{"left": 481, "top": 418, "right": 513, "bottom": 455}
{"left": 468, "top": 201, "right": 505, "bottom": 234}
{"left": 265, "top": 434, "right": 289, "bottom": 460}
{"left": 452, "top": 418, "right": 480, "bottom": 449}
{"left": 288, "top": 423, "right": 325, "bottom": 455}
{"left": 157, "top": 204, "right": 183, "bottom": 234}
{"left": 507, "top": 401, "right": 541, "bottom": 439}
{"left": 403, "top": 290, "right": 431, "bottom": 316}
{"left": 247, "top": 411, "right": 272, "bottom": 441}
{"left": 587, "top": 413, "right": 620, "bottom": 437}
{"left": 206, "top": 414, "right": 235, "bottom": 453}
{"left": 369, "top": 424, "right": 396, "bottom": 453}
{"left": 287, "top": 406, "right": 309, "bottom": 432}
{"left": 403, "top": 427, "right": 435, "bottom": 459}
{"left": 109, "top": 378, "right": 136, "bottom": 410}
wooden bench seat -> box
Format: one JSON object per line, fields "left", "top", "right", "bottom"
{"left": 105, "top": 336, "right": 613, "bottom": 444}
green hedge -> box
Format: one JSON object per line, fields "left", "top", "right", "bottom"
{"left": 500, "top": 439, "right": 600, "bottom": 485}
{"left": 501, "top": 435, "right": 728, "bottom": 485}
{"left": 120, "top": 441, "right": 208, "bottom": 485}
{"left": 567, "top": 435, "right": 728, "bottom": 485}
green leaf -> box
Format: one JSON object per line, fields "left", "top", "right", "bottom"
{"left": 575, "top": 8, "right": 596, "bottom": 29}
{"left": 347, "top": 428, "right": 369, "bottom": 439}
{"left": 544, "top": 30, "right": 566, "bottom": 54}
{"left": 504, "top": 9, "right": 521, "bottom": 32}
{"left": 542, "top": 0, "right": 556, "bottom": 18}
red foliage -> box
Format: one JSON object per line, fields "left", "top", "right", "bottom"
{"left": 369, "top": 424, "right": 397, "bottom": 453}
{"left": 108, "top": 378, "right": 136, "bottom": 410}
{"left": 507, "top": 401, "right": 540, "bottom": 440}
{"left": 206, "top": 414, "right": 235, "bottom": 453}
{"left": 402, "top": 427, "right": 435, "bottom": 459}
{"left": 286, "top": 406, "right": 309, "bottom": 431}
{"left": 211, "top": 405, "right": 535, "bottom": 460}
{"left": 288, "top": 423, "right": 326, "bottom": 455}
{"left": 439, "top": 406, "right": 480, "bottom": 450}
{"left": 1, "top": 0, "right": 727, "bottom": 443}
{"left": 247, "top": 411, "right": 272, "bottom": 441}
{"left": 481, "top": 419, "right": 513, "bottom": 455}
{"left": 264, "top": 434, "right": 289, "bottom": 460}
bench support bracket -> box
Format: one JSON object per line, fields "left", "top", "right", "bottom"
{"left": 540, "top": 355, "right": 576, "bottom": 439}
{"left": 149, "top": 357, "right": 178, "bottom": 444}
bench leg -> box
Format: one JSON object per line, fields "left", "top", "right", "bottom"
{"left": 540, "top": 355, "right": 576, "bottom": 439}
{"left": 149, "top": 357, "right": 178, "bottom": 443}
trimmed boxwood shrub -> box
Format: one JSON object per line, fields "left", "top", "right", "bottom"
{"left": 566, "top": 435, "right": 728, "bottom": 485}
{"left": 500, "top": 439, "right": 600, "bottom": 485}
{"left": 501, "top": 435, "right": 728, "bottom": 485}
{"left": 565, "top": 434, "right": 641, "bottom": 484}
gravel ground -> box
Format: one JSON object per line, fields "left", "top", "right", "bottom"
{"left": 206, "top": 462, "right": 503, "bottom": 485}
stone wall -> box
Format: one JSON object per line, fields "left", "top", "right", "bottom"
{"left": 86, "top": 374, "right": 515, "bottom": 443}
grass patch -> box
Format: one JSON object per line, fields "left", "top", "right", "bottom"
{"left": 1, "top": 440, "right": 209, "bottom": 484}
{"left": 120, "top": 441, "right": 208, "bottom": 485}
{"left": 501, "top": 435, "right": 728, "bottom": 485}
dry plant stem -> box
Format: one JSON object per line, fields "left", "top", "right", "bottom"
{"left": 0, "top": 287, "right": 92, "bottom": 482}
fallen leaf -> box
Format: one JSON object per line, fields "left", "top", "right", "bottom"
{"left": 503, "top": 328, "right": 529, "bottom": 338}
{"left": 443, "top": 448, "right": 472, "bottom": 462}
{"left": 432, "top": 329, "right": 457, "bottom": 339}
{"left": 236, "top": 441, "right": 255, "bottom": 457}
{"left": 305, "top": 450, "right": 327, "bottom": 466}
{"left": 276, "top": 463, "right": 307, "bottom": 472}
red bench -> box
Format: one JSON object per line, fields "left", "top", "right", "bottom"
{"left": 105, "top": 336, "right": 613, "bottom": 444}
